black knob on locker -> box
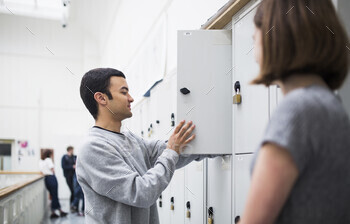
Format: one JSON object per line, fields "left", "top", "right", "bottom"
{"left": 170, "top": 197, "right": 174, "bottom": 203}
{"left": 171, "top": 113, "right": 175, "bottom": 127}
{"left": 150, "top": 124, "right": 153, "bottom": 128}
{"left": 235, "top": 216, "right": 241, "bottom": 223}
{"left": 234, "top": 81, "right": 241, "bottom": 92}
{"left": 156, "top": 120, "right": 160, "bottom": 124}
{"left": 159, "top": 194, "right": 162, "bottom": 199}
{"left": 208, "top": 207, "right": 214, "bottom": 216}
{"left": 180, "top": 87, "right": 191, "bottom": 95}
{"left": 186, "top": 201, "right": 191, "bottom": 209}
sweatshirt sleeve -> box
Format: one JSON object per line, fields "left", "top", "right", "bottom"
{"left": 140, "top": 136, "right": 214, "bottom": 169}
{"left": 77, "top": 139, "right": 179, "bottom": 208}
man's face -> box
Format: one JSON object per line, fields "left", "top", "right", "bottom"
{"left": 107, "top": 76, "right": 134, "bottom": 120}
{"left": 68, "top": 149, "right": 74, "bottom": 155}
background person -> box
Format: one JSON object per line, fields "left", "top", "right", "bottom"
{"left": 71, "top": 172, "right": 85, "bottom": 216}
{"left": 61, "top": 145, "right": 77, "bottom": 209}
{"left": 39, "top": 149, "right": 68, "bottom": 219}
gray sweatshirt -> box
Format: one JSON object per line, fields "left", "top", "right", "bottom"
{"left": 76, "top": 126, "right": 205, "bottom": 224}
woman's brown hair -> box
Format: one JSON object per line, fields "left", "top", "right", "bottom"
{"left": 252, "top": 0, "right": 349, "bottom": 90}
{"left": 43, "top": 149, "right": 52, "bottom": 159}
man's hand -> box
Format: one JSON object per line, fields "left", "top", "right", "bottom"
{"left": 167, "top": 120, "right": 196, "bottom": 154}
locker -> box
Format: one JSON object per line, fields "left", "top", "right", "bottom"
{"left": 167, "top": 74, "right": 178, "bottom": 140}
{"left": 207, "top": 156, "right": 232, "bottom": 224}
{"left": 169, "top": 168, "right": 185, "bottom": 224}
{"left": 232, "top": 0, "right": 268, "bottom": 154}
{"left": 140, "top": 98, "right": 151, "bottom": 139}
{"left": 158, "top": 184, "right": 171, "bottom": 224}
{"left": 155, "top": 75, "right": 179, "bottom": 223}
{"left": 150, "top": 76, "right": 177, "bottom": 141}
{"left": 233, "top": 154, "right": 254, "bottom": 222}
{"left": 184, "top": 161, "right": 205, "bottom": 224}
{"left": 177, "top": 30, "right": 232, "bottom": 154}
{"left": 150, "top": 84, "right": 163, "bottom": 140}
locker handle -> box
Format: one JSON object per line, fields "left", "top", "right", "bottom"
{"left": 208, "top": 207, "right": 213, "bottom": 216}
{"left": 186, "top": 201, "right": 190, "bottom": 209}
{"left": 235, "top": 216, "right": 241, "bottom": 223}
{"left": 180, "top": 87, "right": 191, "bottom": 95}
{"left": 234, "top": 81, "right": 241, "bottom": 92}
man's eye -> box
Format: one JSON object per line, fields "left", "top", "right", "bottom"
{"left": 122, "top": 92, "right": 128, "bottom": 95}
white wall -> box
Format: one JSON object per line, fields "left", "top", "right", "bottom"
{"left": 100, "top": 0, "right": 229, "bottom": 104}
{"left": 0, "top": 13, "right": 97, "bottom": 198}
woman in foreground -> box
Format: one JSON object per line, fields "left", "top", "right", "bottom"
{"left": 240, "top": 0, "right": 350, "bottom": 223}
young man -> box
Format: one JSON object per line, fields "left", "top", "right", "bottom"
{"left": 61, "top": 146, "right": 76, "bottom": 208}
{"left": 76, "top": 68, "right": 206, "bottom": 224}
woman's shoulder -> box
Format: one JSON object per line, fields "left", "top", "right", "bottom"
{"left": 278, "top": 85, "right": 337, "bottom": 114}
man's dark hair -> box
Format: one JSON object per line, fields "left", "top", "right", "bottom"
{"left": 67, "top": 146, "right": 74, "bottom": 152}
{"left": 80, "top": 68, "right": 126, "bottom": 119}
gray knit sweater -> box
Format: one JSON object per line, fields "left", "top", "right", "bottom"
{"left": 76, "top": 126, "right": 205, "bottom": 224}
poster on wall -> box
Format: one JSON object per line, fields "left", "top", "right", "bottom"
{"left": 17, "top": 140, "right": 35, "bottom": 164}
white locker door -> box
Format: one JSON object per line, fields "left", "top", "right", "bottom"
{"left": 156, "top": 77, "right": 176, "bottom": 141}
{"left": 177, "top": 30, "right": 232, "bottom": 154}
{"left": 234, "top": 154, "right": 254, "bottom": 222}
{"left": 133, "top": 103, "right": 143, "bottom": 137}
{"left": 167, "top": 74, "right": 177, "bottom": 140}
{"left": 140, "top": 98, "right": 151, "bottom": 139}
{"left": 150, "top": 84, "right": 163, "bottom": 140}
{"left": 158, "top": 182, "right": 171, "bottom": 224}
{"left": 156, "top": 78, "right": 176, "bottom": 224}
{"left": 207, "top": 156, "right": 232, "bottom": 224}
{"left": 184, "top": 161, "right": 205, "bottom": 224}
{"left": 169, "top": 168, "right": 185, "bottom": 224}
{"left": 232, "top": 2, "right": 269, "bottom": 154}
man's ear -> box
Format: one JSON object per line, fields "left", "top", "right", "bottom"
{"left": 94, "top": 92, "right": 107, "bottom": 105}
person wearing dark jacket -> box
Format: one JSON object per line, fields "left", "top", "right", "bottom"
{"left": 61, "top": 146, "right": 77, "bottom": 209}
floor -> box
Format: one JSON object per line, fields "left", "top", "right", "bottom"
{"left": 41, "top": 199, "right": 85, "bottom": 224}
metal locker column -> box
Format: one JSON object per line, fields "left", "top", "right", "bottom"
{"left": 177, "top": 30, "right": 232, "bottom": 154}
{"left": 234, "top": 154, "right": 254, "bottom": 222}
{"left": 150, "top": 84, "right": 163, "bottom": 140}
{"left": 207, "top": 156, "right": 232, "bottom": 224}
{"left": 169, "top": 168, "right": 185, "bottom": 224}
{"left": 232, "top": 1, "right": 269, "bottom": 154}
{"left": 184, "top": 161, "right": 205, "bottom": 224}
